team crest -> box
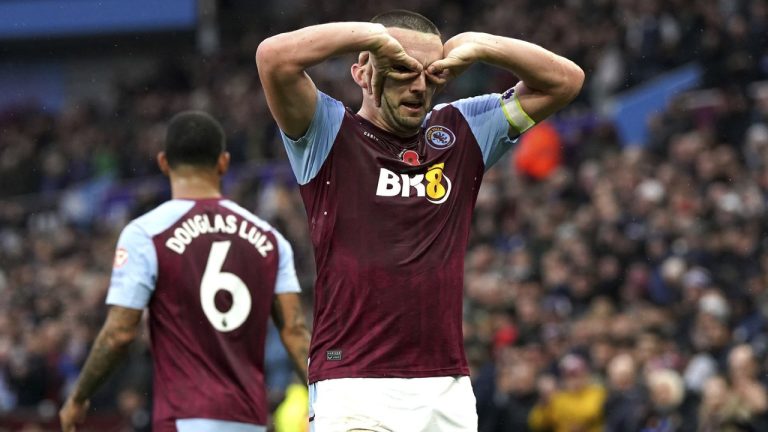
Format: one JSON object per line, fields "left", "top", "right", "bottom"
{"left": 113, "top": 247, "right": 128, "bottom": 269}
{"left": 400, "top": 149, "right": 421, "bottom": 166}
{"left": 425, "top": 125, "right": 456, "bottom": 150}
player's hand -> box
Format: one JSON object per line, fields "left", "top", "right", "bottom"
{"left": 59, "top": 397, "right": 89, "bottom": 432}
{"left": 427, "top": 33, "right": 479, "bottom": 84}
{"left": 366, "top": 34, "right": 423, "bottom": 107}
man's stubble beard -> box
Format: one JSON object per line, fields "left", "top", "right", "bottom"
{"left": 381, "top": 93, "right": 426, "bottom": 136}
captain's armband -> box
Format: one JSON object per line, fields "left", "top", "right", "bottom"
{"left": 500, "top": 88, "right": 536, "bottom": 135}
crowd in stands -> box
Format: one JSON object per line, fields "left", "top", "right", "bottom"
{"left": 1, "top": 0, "right": 768, "bottom": 430}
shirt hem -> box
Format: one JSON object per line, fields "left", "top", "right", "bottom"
{"left": 154, "top": 414, "right": 265, "bottom": 429}
{"left": 308, "top": 367, "right": 470, "bottom": 384}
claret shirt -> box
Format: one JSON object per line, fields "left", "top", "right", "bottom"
{"left": 282, "top": 89, "right": 526, "bottom": 383}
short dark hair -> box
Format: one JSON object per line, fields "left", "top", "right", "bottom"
{"left": 371, "top": 10, "right": 440, "bottom": 36}
{"left": 165, "top": 111, "right": 225, "bottom": 168}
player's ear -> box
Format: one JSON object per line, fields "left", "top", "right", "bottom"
{"left": 157, "top": 152, "right": 171, "bottom": 176}
{"left": 217, "top": 152, "right": 231, "bottom": 175}
{"left": 351, "top": 52, "right": 370, "bottom": 91}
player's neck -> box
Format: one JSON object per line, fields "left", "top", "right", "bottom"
{"left": 169, "top": 171, "right": 222, "bottom": 200}
{"left": 357, "top": 106, "right": 418, "bottom": 138}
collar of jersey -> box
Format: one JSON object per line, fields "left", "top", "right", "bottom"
{"left": 352, "top": 110, "right": 421, "bottom": 150}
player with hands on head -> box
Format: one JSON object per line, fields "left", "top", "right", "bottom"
{"left": 257, "top": 9, "right": 583, "bottom": 431}
{"left": 59, "top": 111, "right": 310, "bottom": 432}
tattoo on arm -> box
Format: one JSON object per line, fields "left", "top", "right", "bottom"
{"left": 71, "top": 306, "right": 142, "bottom": 402}
{"left": 272, "top": 298, "right": 286, "bottom": 330}
{"left": 288, "top": 299, "right": 310, "bottom": 380}
{"left": 273, "top": 294, "right": 311, "bottom": 384}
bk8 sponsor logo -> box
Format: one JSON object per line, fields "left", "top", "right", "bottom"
{"left": 375, "top": 162, "right": 452, "bottom": 204}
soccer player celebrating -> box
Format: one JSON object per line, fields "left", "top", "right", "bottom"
{"left": 59, "top": 112, "right": 310, "bottom": 432}
{"left": 256, "top": 9, "right": 583, "bottom": 431}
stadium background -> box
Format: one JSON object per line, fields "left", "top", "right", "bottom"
{"left": 1, "top": 0, "right": 768, "bottom": 430}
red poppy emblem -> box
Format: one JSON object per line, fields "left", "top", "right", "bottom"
{"left": 401, "top": 150, "right": 420, "bottom": 166}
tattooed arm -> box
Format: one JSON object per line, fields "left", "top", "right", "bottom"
{"left": 60, "top": 306, "right": 143, "bottom": 432}
{"left": 272, "top": 293, "right": 311, "bottom": 384}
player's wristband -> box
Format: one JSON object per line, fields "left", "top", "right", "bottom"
{"left": 500, "top": 88, "right": 536, "bottom": 135}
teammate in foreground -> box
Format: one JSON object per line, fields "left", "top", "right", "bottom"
{"left": 257, "top": 9, "right": 584, "bottom": 431}
{"left": 59, "top": 111, "right": 310, "bottom": 432}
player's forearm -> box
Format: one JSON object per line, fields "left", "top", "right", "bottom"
{"left": 280, "top": 328, "right": 311, "bottom": 384}
{"left": 459, "top": 32, "right": 583, "bottom": 100}
{"left": 70, "top": 325, "right": 136, "bottom": 402}
{"left": 272, "top": 294, "right": 310, "bottom": 383}
{"left": 256, "top": 22, "right": 389, "bottom": 75}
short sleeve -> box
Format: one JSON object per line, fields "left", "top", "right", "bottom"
{"left": 105, "top": 222, "right": 157, "bottom": 309}
{"left": 449, "top": 88, "right": 536, "bottom": 169}
{"left": 274, "top": 232, "right": 301, "bottom": 294}
{"left": 280, "top": 90, "right": 345, "bottom": 185}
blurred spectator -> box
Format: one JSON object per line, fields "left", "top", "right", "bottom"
{"left": 478, "top": 354, "right": 538, "bottom": 432}
{"left": 273, "top": 381, "right": 309, "bottom": 432}
{"left": 604, "top": 354, "right": 646, "bottom": 432}
{"left": 637, "top": 368, "right": 692, "bottom": 432}
{"left": 528, "top": 354, "right": 606, "bottom": 432}
{"left": 697, "top": 375, "right": 751, "bottom": 432}
{"left": 514, "top": 122, "right": 563, "bottom": 180}
{"left": 726, "top": 345, "right": 768, "bottom": 430}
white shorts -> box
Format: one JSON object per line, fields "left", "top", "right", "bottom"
{"left": 309, "top": 376, "right": 477, "bottom": 432}
{"left": 175, "top": 418, "right": 265, "bottom": 432}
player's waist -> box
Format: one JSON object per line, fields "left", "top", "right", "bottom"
{"left": 308, "top": 365, "right": 470, "bottom": 384}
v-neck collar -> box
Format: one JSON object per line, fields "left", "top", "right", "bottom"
{"left": 352, "top": 110, "right": 422, "bottom": 151}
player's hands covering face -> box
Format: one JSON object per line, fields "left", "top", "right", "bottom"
{"left": 365, "top": 34, "right": 423, "bottom": 107}
{"left": 427, "top": 34, "right": 477, "bottom": 85}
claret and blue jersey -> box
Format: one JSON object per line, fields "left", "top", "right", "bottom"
{"left": 281, "top": 89, "right": 526, "bottom": 384}
{"left": 106, "top": 198, "right": 300, "bottom": 432}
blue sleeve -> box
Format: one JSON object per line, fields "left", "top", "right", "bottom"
{"left": 274, "top": 232, "right": 301, "bottom": 294}
{"left": 105, "top": 222, "right": 157, "bottom": 309}
{"left": 450, "top": 91, "right": 528, "bottom": 169}
{"left": 280, "top": 90, "right": 345, "bottom": 185}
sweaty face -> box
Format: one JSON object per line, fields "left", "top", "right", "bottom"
{"left": 378, "top": 28, "right": 443, "bottom": 135}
